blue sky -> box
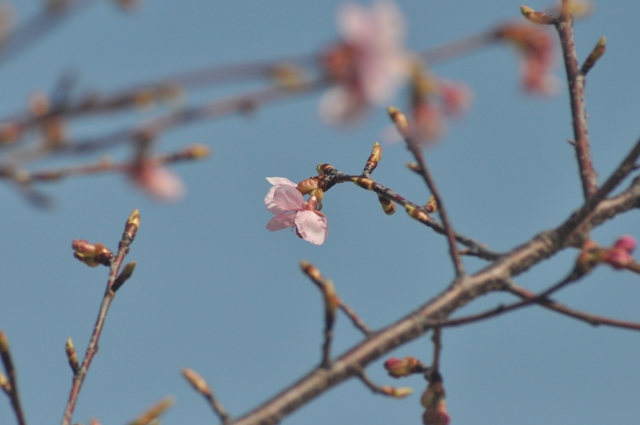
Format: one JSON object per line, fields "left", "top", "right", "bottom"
{"left": 1, "top": 1, "right": 640, "bottom": 425}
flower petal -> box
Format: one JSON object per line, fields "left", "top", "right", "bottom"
{"left": 266, "top": 213, "right": 297, "bottom": 231}
{"left": 318, "top": 87, "right": 368, "bottom": 126}
{"left": 265, "top": 177, "right": 298, "bottom": 211}
{"left": 269, "top": 185, "right": 304, "bottom": 214}
{"left": 295, "top": 210, "right": 329, "bottom": 245}
{"left": 129, "top": 161, "right": 185, "bottom": 202}
{"left": 266, "top": 177, "right": 297, "bottom": 186}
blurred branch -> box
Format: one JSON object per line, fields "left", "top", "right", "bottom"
{"left": 504, "top": 279, "right": 640, "bottom": 331}
{"left": 0, "top": 0, "right": 96, "bottom": 68}
{"left": 0, "top": 331, "right": 27, "bottom": 425}
{"left": 300, "top": 261, "right": 372, "bottom": 339}
{"left": 0, "top": 144, "right": 210, "bottom": 185}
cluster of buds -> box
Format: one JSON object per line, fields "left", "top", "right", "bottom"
{"left": 421, "top": 372, "right": 450, "bottom": 425}
{"left": 71, "top": 240, "right": 113, "bottom": 267}
{"left": 577, "top": 235, "right": 638, "bottom": 272}
{"left": 384, "top": 356, "right": 428, "bottom": 378}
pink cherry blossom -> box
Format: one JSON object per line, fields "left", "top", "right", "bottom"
{"left": 319, "top": 1, "right": 408, "bottom": 125}
{"left": 494, "top": 23, "right": 559, "bottom": 95}
{"left": 265, "top": 177, "right": 329, "bottom": 245}
{"left": 128, "top": 160, "right": 185, "bottom": 202}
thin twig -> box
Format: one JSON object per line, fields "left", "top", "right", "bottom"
{"left": 0, "top": 331, "right": 27, "bottom": 425}
{"left": 388, "top": 107, "right": 465, "bottom": 277}
{"left": 410, "top": 147, "right": 465, "bottom": 278}
{"left": 322, "top": 167, "right": 502, "bottom": 261}
{"left": 504, "top": 279, "right": 640, "bottom": 331}
{"left": 182, "top": 368, "right": 231, "bottom": 423}
{"left": 555, "top": 6, "right": 598, "bottom": 199}
{"left": 300, "top": 261, "right": 373, "bottom": 337}
{"left": 430, "top": 327, "right": 441, "bottom": 373}
{"left": 61, "top": 210, "right": 140, "bottom": 425}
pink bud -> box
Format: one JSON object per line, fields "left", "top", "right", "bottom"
{"left": 614, "top": 235, "right": 637, "bottom": 253}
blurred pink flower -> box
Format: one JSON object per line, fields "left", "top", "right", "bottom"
{"left": 129, "top": 160, "right": 185, "bottom": 202}
{"left": 265, "top": 177, "right": 329, "bottom": 245}
{"left": 319, "top": 1, "right": 407, "bottom": 125}
{"left": 494, "top": 23, "right": 559, "bottom": 95}
{"left": 384, "top": 73, "right": 472, "bottom": 147}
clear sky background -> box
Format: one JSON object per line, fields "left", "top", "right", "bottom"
{"left": 1, "top": 1, "right": 640, "bottom": 424}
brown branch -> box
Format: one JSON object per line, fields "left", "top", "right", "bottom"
{"left": 555, "top": 8, "right": 598, "bottom": 199}
{"left": 61, "top": 209, "right": 140, "bottom": 425}
{"left": 0, "top": 331, "right": 27, "bottom": 425}
{"left": 300, "top": 261, "right": 373, "bottom": 337}
{"left": 222, "top": 135, "right": 640, "bottom": 425}
{"left": 356, "top": 370, "right": 413, "bottom": 399}
{"left": 388, "top": 107, "right": 465, "bottom": 278}
{"left": 430, "top": 328, "right": 442, "bottom": 373}
{"left": 504, "top": 279, "right": 640, "bottom": 331}
{"left": 324, "top": 166, "right": 502, "bottom": 261}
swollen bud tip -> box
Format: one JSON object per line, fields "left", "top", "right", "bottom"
{"left": 181, "top": 368, "right": 212, "bottom": 396}
{"left": 520, "top": 5, "right": 555, "bottom": 25}
{"left": 128, "top": 209, "right": 141, "bottom": 229}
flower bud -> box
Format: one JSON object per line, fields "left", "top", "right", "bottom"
{"left": 581, "top": 36, "right": 606, "bottom": 75}
{"left": 378, "top": 195, "right": 396, "bottom": 215}
{"left": 128, "top": 397, "right": 175, "bottom": 425}
{"left": 316, "top": 163, "right": 335, "bottom": 175}
{"left": 270, "top": 63, "right": 308, "bottom": 90}
{"left": 181, "top": 144, "right": 211, "bottom": 160}
{"left": 388, "top": 106, "right": 413, "bottom": 140}
{"left": 421, "top": 379, "right": 450, "bottom": 425}
{"left": 425, "top": 196, "right": 438, "bottom": 213}
{"left": 520, "top": 5, "right": 555, "bottom": 25}
{"left": 364, "top": 142, "right": 382, "bottom": 173}
{"left": 0, "top": 372, "right": 9, "bottom": 393}
{"left": 66, "top": 337, "right": 79, "bottom": 374}
{"left": 576, "top": 239, "right": 601, "bottom": 273}
{"left": 181, "top": 368, "right": 212, "bottom": 397}
{"left": 351, "top": 177, "right": 375, "bottom": 190}
{"left": 613, "top": 235, "right": 636, "bottom": 253}
{"left": 300, "top": 260, "right": 323, "bottom": 283}
{"left": 71, "top": 240, "right": 113, "bottom": 267}
{"left": 123, "top": 209, "right": 141, "bottom": 242}
{"left": 405, "top": 204, "right": 429, "bottom": 223}
{"left": 381, "top": 385, "right": 414, "bottom": 398}
{"left": 384, "top": 356, "right": 427, "bottom": 378}
{"left": 297, "top": 178, "right": 319, "bottom": 195}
